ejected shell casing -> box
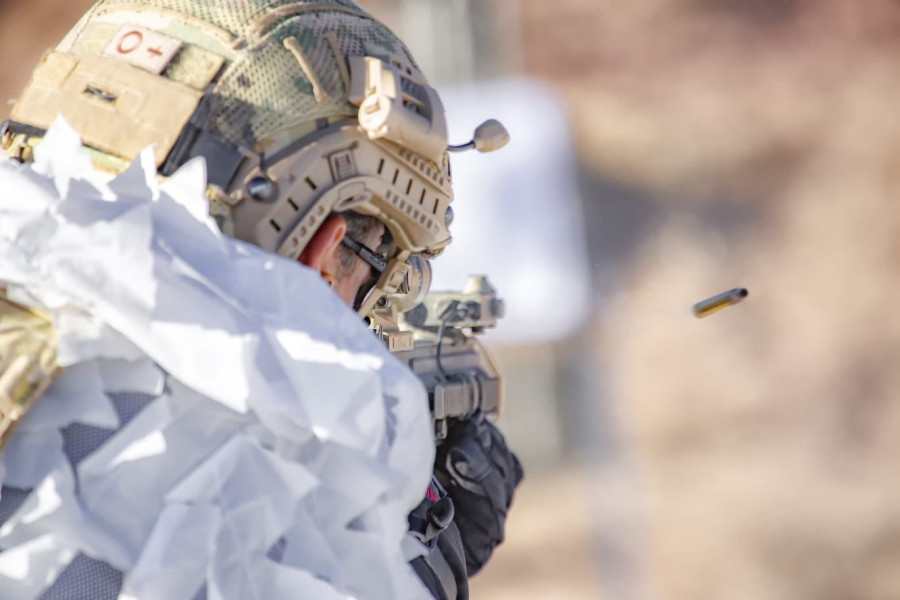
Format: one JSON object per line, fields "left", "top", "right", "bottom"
{"left": 692, "top": 288, "right": 748, "bottom": 318}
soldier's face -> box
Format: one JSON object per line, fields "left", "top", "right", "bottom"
{"left": 298, "top": 216, "right": 387, "bottom": 311}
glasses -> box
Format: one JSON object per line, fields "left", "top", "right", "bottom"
{"left": 341, "top": 236, "right": 388, "bottom": 311}
{"left": 341, "top": 236, "right": 388, "bottom": 273}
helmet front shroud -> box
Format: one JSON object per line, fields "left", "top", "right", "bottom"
{"left": 7, "top": 0, "right": 454, "bottom": 317}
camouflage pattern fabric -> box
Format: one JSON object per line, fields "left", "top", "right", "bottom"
{"left": 62, "top": 0, "right": 418, "bottom": 151}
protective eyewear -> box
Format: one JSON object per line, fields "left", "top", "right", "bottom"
{"left": 341, "top": 235, "right": 387, "bottom": 311}
{"left": 341, "top": 236, "right": 433, "bottom": 316}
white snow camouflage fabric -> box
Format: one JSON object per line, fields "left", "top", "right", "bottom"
{"left": 0, "top": 117, "right": 434, "bottom": 599}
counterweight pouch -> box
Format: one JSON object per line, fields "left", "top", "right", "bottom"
{"left": 0, "top": 291, "right": 60, "bottom": 451}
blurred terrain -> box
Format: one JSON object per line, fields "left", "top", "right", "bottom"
{"left": 520, "top": 3, "right": 900, "bottom": 600}
{"left": 4, "top": 1, "right": 900, "bottom": 599}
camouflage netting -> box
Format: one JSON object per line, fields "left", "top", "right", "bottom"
{"left": 102, "top": 0, "right": 371, "bottom": 37}
{"left": 89, "top": 0, "right": 419, "bottom": 150}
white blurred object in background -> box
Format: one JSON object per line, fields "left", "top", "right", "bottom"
{"left": 434, "top": 78, "right": 591, "bottom": 346}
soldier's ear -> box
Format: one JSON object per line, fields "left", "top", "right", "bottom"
{"left": 298, "top": 215, "right": 347, "bottom": 279}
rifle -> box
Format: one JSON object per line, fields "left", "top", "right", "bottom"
{"left": 380, "top": 276, "right": 506, "bottom": 442}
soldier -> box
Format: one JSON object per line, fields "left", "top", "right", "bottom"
{"left": 0, "top": 1, "right": 521, "bottom": 598}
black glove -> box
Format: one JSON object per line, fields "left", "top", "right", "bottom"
{"left": 434, "top": 414, "right": 524, "bottom": 576}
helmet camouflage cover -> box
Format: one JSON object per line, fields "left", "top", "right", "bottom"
{"left": 7, "top": 0, "right": 454, "bottom": 316}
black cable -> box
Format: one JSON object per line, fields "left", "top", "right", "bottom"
{"left": 435, "top": 301, "right": 473, "bottom": 379}
{"left": 435, "top": 307, "right": 454, "bottom": 380}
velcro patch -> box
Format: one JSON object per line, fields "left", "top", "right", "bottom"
{"left": 103, "top": 25, "right": 182, "bottom": 75}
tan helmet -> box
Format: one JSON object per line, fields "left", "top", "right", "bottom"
{"left": 4, "top": 0, "right": 455, "bottom": 317}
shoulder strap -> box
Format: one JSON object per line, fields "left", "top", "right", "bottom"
{"left": 408, "top": 475, "right": 456, "bottom": 548}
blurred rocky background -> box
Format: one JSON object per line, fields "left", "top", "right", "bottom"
{"left": 5, "top": 1, "right": 900, "bottom": 599}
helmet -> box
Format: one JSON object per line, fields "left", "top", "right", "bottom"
{"left": 4, "top": 0, "right": 453, "bottom": 318}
